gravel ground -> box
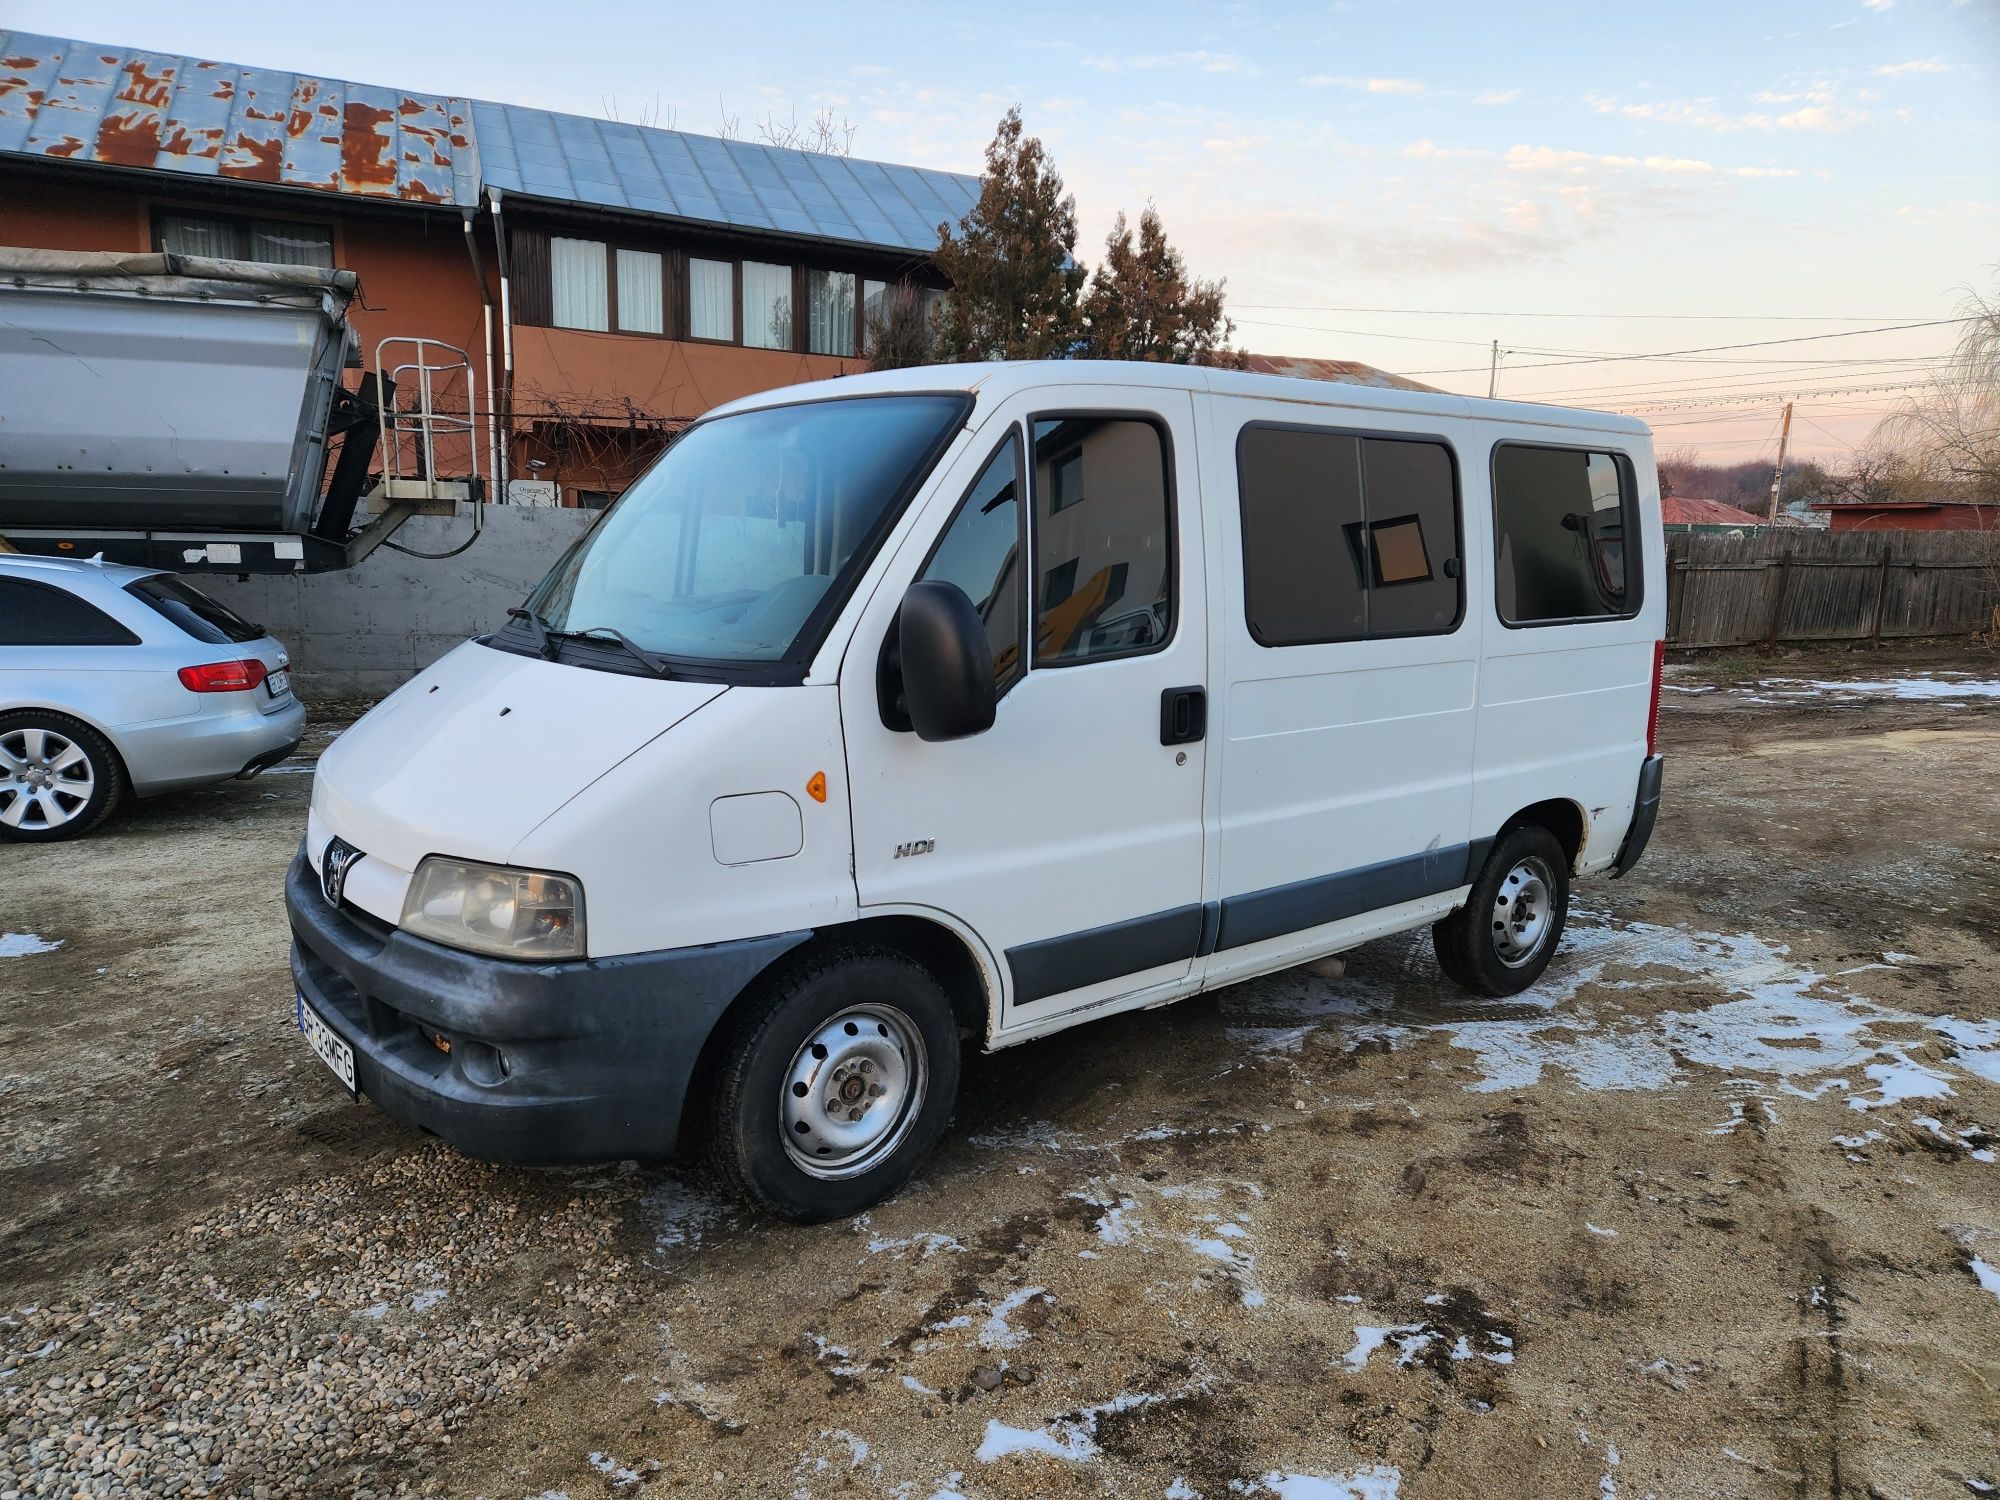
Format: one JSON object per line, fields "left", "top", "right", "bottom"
{"left": 3, "top": 642, "right": 1998, "bottom": 1499}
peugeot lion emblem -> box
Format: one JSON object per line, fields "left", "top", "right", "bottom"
{"left": 322, "top": 837, "right": 363, "bottom": 907}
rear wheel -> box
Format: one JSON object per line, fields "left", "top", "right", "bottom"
{"left": 1432, "top": 824, "right": 1571, "bottom": 996}
{"left": 706, "top": 944, "right": 960, "bottom": 1223}
{"left": 0, "top": 712, "right": 124, "bottom": 842}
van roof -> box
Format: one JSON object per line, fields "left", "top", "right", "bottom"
{"left": 707, "top": 359, "right": 1653, "bottom": 441}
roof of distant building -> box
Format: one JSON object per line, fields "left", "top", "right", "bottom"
{"left": 1240, "top": 353, "right": 1441, "bottom": 393}
{"left": 0, "top": 30, "right": 979, "bottom": 253}
{"left": 1664, "top": 495, "right": 1767, "bottom": 528}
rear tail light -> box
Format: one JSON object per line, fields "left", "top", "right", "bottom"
{"left": 178, "top": 658, "right": 269, "bottom": 693}
{"left": 1645, "top": 639, "right": 1666, "bottom": 757}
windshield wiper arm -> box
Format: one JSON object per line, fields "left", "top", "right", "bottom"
{"left": 558, "top": 625, "right": 677, "bottom": 680}
{"left": 506, "top": 605, "right": 559, "bottom": 661}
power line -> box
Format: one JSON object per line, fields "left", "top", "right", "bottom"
{"left": 1399, "top": 318, "right": 1975, "bottom": 377}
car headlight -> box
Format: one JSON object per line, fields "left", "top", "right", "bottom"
{"left": 401, "top": 857, "right": 585, "bottom": 960}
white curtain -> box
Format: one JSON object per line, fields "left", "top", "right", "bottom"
{"left": 616, "top": 248, "right": 663, "bottom": 334}
{"left": 690, "top": 257, "right": 733, "bottom": 340}
{"left": 247, "top": 222, "right": 333, "bottom": 268}
{"left": 808, "top": 270, "right": 856, "bottom": 356}
{"left": 861, "top": 278, "right": 888, "bottom": 352}
{"left": 742, "top": 260, "right": 792, "bottom": 350}
{"left": 550, "top": 237, "right": 609, "bottom": 332}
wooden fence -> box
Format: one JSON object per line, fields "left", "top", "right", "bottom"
{"left": 1665, "top": 529, "right": 1999, "bottom": 648}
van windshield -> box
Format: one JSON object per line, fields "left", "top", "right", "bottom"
{"left": 525, "top": 394, "right": 964, "bottom": 668}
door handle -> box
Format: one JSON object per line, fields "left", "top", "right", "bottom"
{"left": 1160, "top": 686, "right": 1206, "bottom": 746}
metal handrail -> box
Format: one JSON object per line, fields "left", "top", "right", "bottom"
{"left": 373, "top": 337, "right": 480, "bottom": 504}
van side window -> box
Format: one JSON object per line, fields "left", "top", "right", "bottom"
{"left": 1492, "top": 444, "right": 1637, "bottom": 625}
{"left": 1236, "top": 426, "right": 1461, "bottom": 645}
{"left": 920, "top": 433, "right": 1027, "bottom": 689}
{"left": 0, "top": 578, "right": 141, "bottom": 646}
{"left": 1030, "top": 417, "right": 1173, "bottom": 664}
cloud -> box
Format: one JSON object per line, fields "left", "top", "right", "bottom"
{"left": 847, "top": 64, "right": 889, "bottom": 78}
{"left": 1587, "top": 88, "right": 1865, "bottom": 132}
{"left": 1473, "top": 89, "right": 1521, "bottom": 105}
{"left": 1862, "top": 0, "right": 1894, "bottom": 10}
{"left": 1874, "top": 57, "right": 1950, "bottom": 76}
{"left": 1505, "top": 143, "right": 1799, "bottom": 179}
{"left": 1302, "top": 75, "right": 1425, "bottom": 93}
{"left": 1083, "top": 50, "right": 1247, "bottom": 75}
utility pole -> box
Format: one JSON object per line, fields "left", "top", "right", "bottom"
{"left": 1766, "top": 400, "right": 1794, "bottom": 523}
{"left": 1487, "top": 339, "right": 1500, "bottom": 399}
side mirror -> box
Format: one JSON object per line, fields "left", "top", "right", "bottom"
{"left": 895, "top": 581, "right": 996, "bottom": 742}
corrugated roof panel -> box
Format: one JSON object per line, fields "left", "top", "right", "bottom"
{"left": 216, "top": 65, "right": 290, "bottom": 183}
{"left": 0, "top": 30, "right": 976, "bottom": 249}
{"left": 0, "top": 37, "right": 64, "bottom": 154}
{"left": 278, "top": 75, "right": 344, "bottom": 191}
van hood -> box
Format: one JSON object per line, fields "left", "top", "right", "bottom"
{"left": 312, "top": 641, "right": 725, "bottom": 875}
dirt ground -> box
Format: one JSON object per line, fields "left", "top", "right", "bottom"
{"left": 3, "top": 639, "right": 1998, "bottom": 1499}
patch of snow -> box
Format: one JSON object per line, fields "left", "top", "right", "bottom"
{"left": 980, "top": 1286, "right": 1052, "bottom": 1350}
{"left": 409, "top": 1287, "right": 447, "bottom": 1313}
{"left": 644, "top": 1176, "right": 730, "bottom": 1252}
{"left": 902, "top": 1374, "right": 938, "bottom": 1396}
{"left": 0, "top": 933, "right": 61, "bottom": 958}
{"left": 1235, "top": 1467, "right": 1402, "bottom": 1499}
{"left": 976, "top": 1419, "right": 1096, "bottom": 1464}
{"left": 1753, "top": 675, "right": 2000, "bottom": 702}
{"left": 867, "top": 1230, "right": 965, "bottom": 1259}
{"left": 1969, "top": 1256, "right": 2000, "bottom": 1304}
{"left": 1586, "top": 1223, "right": 1619, "bottom": 1238}
{"left": 587, "top": 1451, "right": 642, "bottom": 1488}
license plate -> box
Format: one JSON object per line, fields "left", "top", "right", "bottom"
{"left": 297, "top": 990, "right": 356, "bottom": 1096}
{"left": 267, "top": 668, "right": 291, "bottom": 698}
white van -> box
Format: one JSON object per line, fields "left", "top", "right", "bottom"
{"left": 291, "top": 361, "right": 1664, "bottom": 1222}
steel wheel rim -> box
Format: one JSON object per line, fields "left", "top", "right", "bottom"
{"left": 780, "top": 1004, "right": 928, "bottom": 1180}
{"left": 0, "top": 728, "right": 94, "bottom": 831}
{"left": 1492, "top": 856, "right": 1555, "bottom": 967}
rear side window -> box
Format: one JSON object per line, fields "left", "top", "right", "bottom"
{"left": 1492, "top": 444, "right": 1639, "bottom": 625}
{"left": 1030, "top": 416, "right": 1174, "bottom": 664}
{"left": 0, "top": 577, "right": 141, "bottom": 646}
{"left": 125, "top": 575, "right": 265, "bottom": 645}
{"left": 1237, "top": 425, "right": 1462, "bottom": 645}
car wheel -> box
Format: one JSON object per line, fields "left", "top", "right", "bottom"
{"left": 1432, "top": 824, "right": 1571, "bottom": 997}
{"left": 0, "top": 712, "right": 125, "bottom": 842}
{"left": 707, "top": 944, "right": 960, "bottom": 1223}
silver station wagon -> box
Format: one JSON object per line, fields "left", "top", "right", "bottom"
{"left": 0, "top": 553, "right": 305, "bottom": 841}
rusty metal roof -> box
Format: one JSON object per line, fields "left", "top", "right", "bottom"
{"left": 0, "top": 30, "right": 980, "bottom": 251}
{"left": 1664, "top": 495, "right": 1767, "bottom": 528}
{"left": 0, "top": 31, "right": 477, "bottom": 205}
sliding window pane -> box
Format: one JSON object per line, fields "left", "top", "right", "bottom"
{"left": 861, "top": 278, "right": 889, "bottom": 352}
{"left": 742, "top": 260, "right": 793, "bottom": 350}
{"left": 807, "top": 270, "right": 856, "bottom": 355}
{"left": 157, "top": 213, "right": 237, "bottom": 259}
{"left": 689, "top": 257, "right": 733, "bottom": 340}
{"left": 550, "top": 237, "right": 609, "bottom": 331}
{"left": 616, "top": 248, "right": 664, "bottom": 334}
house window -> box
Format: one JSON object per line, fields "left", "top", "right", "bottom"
{"left": 807, "top": 269, "right": 856, "bottom": 355}
{"left": 689, "top": 257, "right": 734, "bottom": 341}
{"left": 616, "top": 249, "right": 664, "bottom": 335}
{"left": 550, "top": 236, "right": 609, "bottom": 331}
{"left": 1493, "top": 445, "right": 1638, "bottom": 625}
{"left": 155, "top": 211, "right": 332, "bottom": 269}
{"left": 742, "top": 261, "right": 793, "bottom": 350}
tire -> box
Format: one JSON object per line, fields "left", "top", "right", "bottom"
{"left": 1432, "top": 824, "right": 1571, "bottom": 997}
{"left": 0, "top": 711, "right": 125, "bottom": 842}
{"left": 706, "top": 944, "right": 961, "bottom": 1223}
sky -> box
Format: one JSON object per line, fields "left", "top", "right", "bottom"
{"left": 6, "top": 0, "right": 1998, "bottom": 466}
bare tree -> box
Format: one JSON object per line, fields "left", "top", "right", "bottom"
{"left": 757, "top": 106, "right": 857, "bottom": 156}
{"left": 1875, "top": 278, "right": 2000, "bottom": 505}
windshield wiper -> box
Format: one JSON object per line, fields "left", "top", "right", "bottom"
{"left": 506, "top": 605, "right": 559, "bottom": 661}
{"left": 556, "top": 625, "right": 677, "bottom": 680}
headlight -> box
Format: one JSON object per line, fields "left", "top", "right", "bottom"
{"left": 401, "top": 857, "right": 585, "bottom": 960}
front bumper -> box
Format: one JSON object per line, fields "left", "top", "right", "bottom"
{"left": 285, "top": 850, "right": 808, "bottom": 1164}
{"left": 1610, "top": 755, "right": 1664, "bottom": 878}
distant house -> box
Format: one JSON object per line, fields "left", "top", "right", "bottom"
{"left": 1663, "top": 496, "right": 1766, "bottom": 532}
{"left": 1810, "top": 494, "right": 2000, "bottom": 533}
{"left": 1240, "top": 354, "right": 1441, "bottom": 394}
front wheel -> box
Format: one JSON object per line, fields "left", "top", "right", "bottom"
{"left": 1432, "top": 825, "right": 1571, "bottom": 997}
{"left": 706, "top": 945, "right": 960, "bottom": 1223}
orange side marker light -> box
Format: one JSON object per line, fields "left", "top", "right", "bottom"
{"left": 806, "top": 771, "right": 827, "bottom": 804}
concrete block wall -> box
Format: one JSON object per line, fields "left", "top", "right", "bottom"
{"left": 203, "top": 506, "right": 597, "bottom": 698}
